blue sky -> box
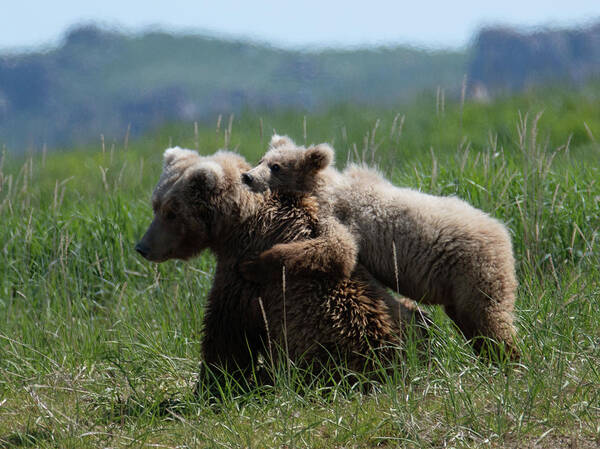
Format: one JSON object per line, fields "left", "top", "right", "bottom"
{"left": 2, "top": 0, "right": 599, "bottom": 51}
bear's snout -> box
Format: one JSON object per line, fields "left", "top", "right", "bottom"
{"left": 241, "top": 172, "right": 253, "bottom": 185}
{"left": 135, "top": 242, "right": 150, "bottom": 259}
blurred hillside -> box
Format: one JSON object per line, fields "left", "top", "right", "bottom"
{"left": 1, "top": 21, "right": 600, "bottom": 152}
{"left": 0, "top": 25, "right": 465, "bottom": 151}
{"left": 469, "top": 21, "right": 600, "bottom": 96}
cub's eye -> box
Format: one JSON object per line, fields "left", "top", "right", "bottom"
{"left": 165, "top": 211, "right": 177, "bottom": 220}
{"left": 270, "top": 163, "right": 281, "bottom": 173}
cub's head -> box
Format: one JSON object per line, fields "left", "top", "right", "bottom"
{"left": 241, "top": 134, "right": 334, "bottom": 194}
{"left": 135, "top": 147, "right": 250, "bottom": 262}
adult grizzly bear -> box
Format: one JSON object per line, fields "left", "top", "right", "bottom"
{"left": 242, "top": 135, "right": 519, "bottom": 360}
{"left": 136, "top": 148, "right": 427, "bottom": 389}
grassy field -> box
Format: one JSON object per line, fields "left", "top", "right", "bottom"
{"left": 0, "top": 86, "right": 599, "bottom": 448}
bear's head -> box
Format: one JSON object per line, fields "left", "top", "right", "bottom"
{"left": 135, "top": 147, "right": 251, "bottom": 262}
{"left": 241, "top": 134, "right": 334, "bottom": 194}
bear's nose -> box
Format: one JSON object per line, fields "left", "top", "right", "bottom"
{"left": 135, "top": 242, "right": 149, "bottom": 259}
{"left": 241, "top": 173, "right": 253, "bottom": 185}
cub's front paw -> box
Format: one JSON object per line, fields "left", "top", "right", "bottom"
{"left": 257, "top": 247, "right": 288, "bottom": 278}
{"left": 239, "top": 252, "right": 285, "bottom": 282}
{"left": 239, "top": 259, "right": 265, "bottom": 282}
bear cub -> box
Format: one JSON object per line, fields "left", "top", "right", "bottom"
{"left": 242, "top": 135, "right": 519, "bottom": 360}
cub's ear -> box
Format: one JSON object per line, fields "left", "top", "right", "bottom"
{"left": 270, "top": 134, "right": 295, "bottom": 149}
{"left": 187, "top": 161, "right": 223, "bottom": 192}
{"left": 163, "top": 147, "right": 199, "bottom": 168}
{"left": 304, "top": 143, "right": 334, "bottom": 172}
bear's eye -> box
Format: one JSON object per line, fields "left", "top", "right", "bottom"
{"left": 270, "top": 163, "right": 281, "bottom": 173}
{"left": 165, "top": 210, "right": 177, "bottom": 220}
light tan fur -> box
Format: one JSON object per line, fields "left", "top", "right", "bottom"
{"left": 241, "top": 141, "right": 358, "bottom": 280}
{"left": 243, "top": 135, "right": 519, "bottom": 360}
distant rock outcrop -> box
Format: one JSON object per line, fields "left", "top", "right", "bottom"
{"left": 469, "top": 22, "right": 600, "bottom": 95}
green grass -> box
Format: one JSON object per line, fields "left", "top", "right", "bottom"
{"left": 0, "top": 86, "right": 599, "bottom": 448}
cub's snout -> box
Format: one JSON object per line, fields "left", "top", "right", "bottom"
{"left": 240, "top": 167, "right": 269, "bottom": 192}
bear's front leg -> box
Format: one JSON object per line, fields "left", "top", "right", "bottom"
{"left": 195, "top": 290, "right": 262, "bottom": 398}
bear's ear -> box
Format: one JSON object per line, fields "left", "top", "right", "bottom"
{"left": 163, "top": 147, "right": 199, "bottom": 168}
{"left": 215, "top": 150, "right": 251, "bottom": 172}
{"left": 304, "top": 143, "right": 334, "bottom": 172}
{"left": 187, "top": 161, "right": 223, "bottom": 192}
{"left": 270, "top": 134, "right": 295, "bottom": 149}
